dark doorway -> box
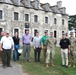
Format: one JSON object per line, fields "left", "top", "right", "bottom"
{"left": 34, "top": 29, "right": 38, "bottom": 36}
{"left": 0, "top": 28, "right": 3, "bottom": 35}
{"left": 54, "top": 31, "right": 57, "bottom": 38}
{"left": 14, "top": 29, "right": 19, "bottom": 34}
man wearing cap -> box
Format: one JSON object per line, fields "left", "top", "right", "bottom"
{"left": 41, "top": 30, "right": 49, "bottom": 62}
{"left": 46, "top": 32, "right": 56, "bottom": 67}
{"left": 59, "top": 33, "right": 70, "bottom": 67}
{"left": 0, "top": 30, "right": 14, "bottom": 68}
{"left": 68, "top": 32, "right": 76, "bottom": 68}
{"left": 22, "top": 29, "right": 32, "bottom": 62}
{"left": 0, "top": 31, "right": 5, "bottom": 64}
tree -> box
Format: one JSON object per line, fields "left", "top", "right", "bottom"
{"left": 68, "top": 15, "right": 76, "bottom": 30}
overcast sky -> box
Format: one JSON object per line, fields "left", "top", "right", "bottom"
{"left": 39, "top": 0, "right": 76, "bottom": 15}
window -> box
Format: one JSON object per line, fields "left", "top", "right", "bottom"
{"left": 34, "top": 15, "right": 38, "bottom": 22}
{"left": 14, "top": 12, "right": 18, "bottom": 20}
{"left": 54, "top": 18, "right": 57, "bottom": 24}
{"left": 0, "top": 10, "right": 2, "bottom": 19}
{"left": 25, "top": 14, "right": 29, "bottom": 21}
{"left": 62, "top": 19, "right": 64, "bottom": 25}
{"left": 45, "top": 17, "right": 48, "bottom": 23}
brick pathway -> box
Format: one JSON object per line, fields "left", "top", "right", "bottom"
{"left": 0, "top": 62, "right": 28, "bottom": 75}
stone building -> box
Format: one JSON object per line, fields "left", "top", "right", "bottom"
{"left": 0, "top": 0, "right": 68, "bottom": 42}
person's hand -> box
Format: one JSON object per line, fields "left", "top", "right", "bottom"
{"left": 34, "top": 47, "right": 36, "bottom": 50}
{"left": 68, "top": 50, "right": 70, "bottom": 53}
{"left": 0, "top": 48, "right": 3, "bottom": 51}
{"left": 42, "top": 46, "right": 43, "bottom": 49}
{"left": 12, "top": 48, "right": 14, "bottom": 51}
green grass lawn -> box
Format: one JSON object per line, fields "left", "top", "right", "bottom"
{"left": 18, "top": 47, "right": 76, "bottom": 75}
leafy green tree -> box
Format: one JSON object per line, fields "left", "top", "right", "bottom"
{"left": 68, "top": 15, "right": 76, "bottom": 30}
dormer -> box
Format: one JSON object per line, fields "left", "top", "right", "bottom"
{"left": 2, "top": 0, "right": 13, "bottom": 4}
{"left": 41, "top": 3, "right": 52, "bottom": 12}
{"left": 51, "top": 5, "right": 61, "bottom": 14}
{"left": 21, "top": 0, "right": 31, "bottom": 8}
{"left": 11, "top": 0, "right": 23, "bottom": 6}
{"left": 59, "top": 7, "right": 66, "bottom": 14}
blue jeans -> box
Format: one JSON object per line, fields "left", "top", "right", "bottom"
{"left": 13, "top": 44, "right": 20, "bottom": 61}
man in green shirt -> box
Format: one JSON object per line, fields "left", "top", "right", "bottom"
{"left": 41, "top": 30, "right": 49, "bottom": 62}
{"left": 0, "top": 31, "right": 5, "bottom": 64}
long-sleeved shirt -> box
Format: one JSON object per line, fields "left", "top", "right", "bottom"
{"left": 33, "top": 36, "right": 41, "bottom": 48}
{"left": 22, "top": 34, "right": 32, "bottom": 44}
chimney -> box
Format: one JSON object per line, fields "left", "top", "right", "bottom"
{"left": 57, "top": 1, "right": 62, "bottom": 8}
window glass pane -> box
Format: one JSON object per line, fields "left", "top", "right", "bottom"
{"left": 54, "top": 18, "right": 57, "bottom": 24}
{"left": 62, "top": 19, "right": 64, "bottom": 25}
{"left": 0, "top": 10, "right": 2, "bottom": 19}
{"left": 34, "top": 15, "right": 38, "bottom": 22}
{"left": 14, "top": 12, "right": 18, "bottom": 20}
{"left": 45, "top": 17, "right": 48, "bottom": 23}
{"left": 25, "top": 14, "right": 29, "bottom": 21}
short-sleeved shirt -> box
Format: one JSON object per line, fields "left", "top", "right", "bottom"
{"left": 1, "top": 36, "right": 14, "bottom": 49}
{"left": 41, "top": 35, "right": 49, "bottom": 46}
{"left": 13, "top": 36, "right": 20, "bottom": 45}
{"left": 59, "top": 38, "right": 70, "bottom": 49}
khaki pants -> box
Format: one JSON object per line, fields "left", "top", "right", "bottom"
{"left": 43, "top": 46, "right": 47, "bottom": 61}
{"left": 61, "top": 49, "right": 68, "bottom": 66}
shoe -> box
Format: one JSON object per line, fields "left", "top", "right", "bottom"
{"left": 61, "top": 65, "right": 65, "bottom": 67}
{"left": 65, "top": 65, "right": 68, "bottom": 68}
{"left": 0, "top": 61, "right": 2, "bottom": 64}
{"left": 7, "top": 65, "right": 12, "bottom": 67}
{"left": 2, "top": 66, "right": 7, "bottom": 68}
{"left": 46, "top": 65, "right": 49, "bottom": 68}
{"left": 51, "top": 63, "right": 55, "bottom": 67}
{"left": 46, "top": 64, "right": 49, "bottom": 68}
{"left": 27, "top": 60, "right": 31, "bottom": 62}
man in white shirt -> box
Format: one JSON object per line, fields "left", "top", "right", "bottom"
{"left": 0, "top": 30, "right": 14, "bottom": 68}
{"left": 33, "top": 31, "right": 41, "bottom": 62}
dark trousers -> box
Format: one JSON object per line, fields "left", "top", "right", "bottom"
{"left": 0, "top": 51, "right": 2, "bottom": 62}
{"left": 34, "top": 47, "right": 41, "bottom": 62}
{"left": 2, "top": 49, "right": 11, "bottom": 66}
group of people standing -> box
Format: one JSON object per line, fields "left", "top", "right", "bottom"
{"left": 22, "top": 29, "right": 56, "bottom": 68}
{"left": 0, "top": 29, "right": 76, "bottom": 69}
{"left": 0, "top": 30, "right": 20, "bottom": 68}
{"left": 60, "top": 32, "right": 76, "bottom": 68}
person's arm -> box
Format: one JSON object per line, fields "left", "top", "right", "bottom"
{"left": 22, "top": 35, "right": 24, "bottom": 44}
{"left": 0, "top": 37, "right": 4, "bottom": 51}
{"left": 41, "top": 37, "right": 44, "bottom": 49}
{"left": 68, "top": 39, "right": 71, "bottom": 53}
{"left": 11, "top": 37, "right": 14, "bottom": 51}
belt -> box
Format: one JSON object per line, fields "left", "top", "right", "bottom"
{"left": 2, "top": 48, "right": 11, "bottom": 51}
{"left": 24, "top": 43, "right": 30, "bottom": 45}
{"left": 61, "top": 48, "right": 68, "bottom": 49}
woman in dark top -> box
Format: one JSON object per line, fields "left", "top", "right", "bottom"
{"left": 13, "top": 32, "right": 20, "bottom": 61}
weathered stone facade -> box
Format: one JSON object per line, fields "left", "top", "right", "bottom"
{"left": 0, "top": 0, "right": 68, "bottom": 43}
